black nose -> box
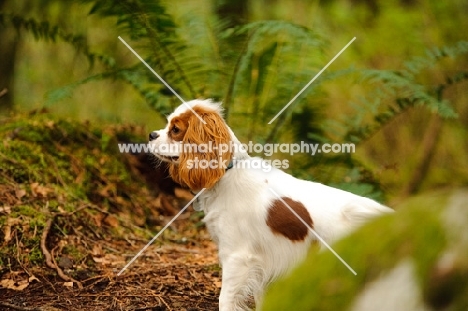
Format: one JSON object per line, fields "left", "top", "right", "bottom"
{"left": 149, "top": 131, "right": 159, "bottom": 141}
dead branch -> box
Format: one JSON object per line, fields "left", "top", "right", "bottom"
{"left": 40, "top": 217, "right": 83, "bottom": 289}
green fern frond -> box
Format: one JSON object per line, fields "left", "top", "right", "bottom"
{"left": 0, "top": 13, "right": 115, "bottom": 69}
{"left": 403, "top": 40, "right": 468, "bottom": 78}
{"left": 225, "top": 20, "right": 326, "bottom": 141}
{"left": 337, "top": 41, "right": 468, "bottom": 145}
{"left": 44, "top": 71, "right": 118, "bottom": 105}
{"left": 359, "top": 69, "right": 457, "bottom": 117}
{"left": 80, "top": 0, "right": 198, "bottom": 98}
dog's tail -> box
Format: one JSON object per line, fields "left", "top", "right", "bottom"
{"left": 341, "top": 198, "right": 393, "bottom": 227}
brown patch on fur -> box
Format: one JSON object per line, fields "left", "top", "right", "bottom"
{"left": 266, "top": 197, "right": 313, "bottom": 241}
{"left": 168, "top": 106, "right": 232, "bottom": 191}
{"left": 168, "top": 111, "right": 191, "bottom": 142}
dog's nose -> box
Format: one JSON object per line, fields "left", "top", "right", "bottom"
{"left": 149, "top": 131, "right": 159, "bottom": 141}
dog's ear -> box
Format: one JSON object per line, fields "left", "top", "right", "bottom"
{"left": 169, "top": 110, "right": 232, "bottom": 191}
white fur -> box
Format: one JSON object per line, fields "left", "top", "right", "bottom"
{"left": 150, "top": 99, "right": 393, "bottom": 311}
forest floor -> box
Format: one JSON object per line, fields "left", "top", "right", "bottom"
{"left": 0, "top": 224, "right": 221, "bottom": 311}
{"left": 0, "top": 112, "right": 221, "bottom": 310}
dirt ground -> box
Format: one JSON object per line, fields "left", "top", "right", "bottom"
{"left": 0, "top": 229, "right": 221, "bottom": 311}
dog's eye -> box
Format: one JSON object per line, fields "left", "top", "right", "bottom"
{"left": 171, "top": 126, "right": 180, "bottom": 134}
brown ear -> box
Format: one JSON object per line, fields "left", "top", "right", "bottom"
{"left": 169, "top": 110, "right": 232, "bottom": 191}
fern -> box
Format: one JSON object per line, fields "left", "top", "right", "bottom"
{"left": 225, "top": 20, "right": 326, "bottom": 141}
{"left": 0, "top": 12, "right": 115, "bottom": 69}
{"left": 80, "top": 0, "right": 198, "bottom": 98}
{"left": 402, "top": 41, "right": 468, "bottom": 78}
{"left": 336, "top": 41, "right": 468, "bottom": 145}
{"left": 3, "top": 2, "right": 467, "bottom": 200}
{"left": 1, "top": 1, "right": 204, "bottom": 118}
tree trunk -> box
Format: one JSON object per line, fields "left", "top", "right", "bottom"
{"left": 0, "top": 0, "right": 18, "bottom": 113}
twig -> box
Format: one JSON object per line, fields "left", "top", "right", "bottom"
{"left": 0, "top": 88, "right": 8, "bottom": 98}
{"left": 40, "top": 217, "right": 83, "bottom": 289}
{"left": 158, "top": 296, "right": 172, "bottom": 311}
{"left": 0, "top": 302, "right": 39, "bottom": 311}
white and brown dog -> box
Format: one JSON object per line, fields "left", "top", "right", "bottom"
{"left": 149, "top": 99, "right": 392, "bottom": 310}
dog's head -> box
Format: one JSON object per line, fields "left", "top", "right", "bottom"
{"left": 149, "top": 99, "right": 233, "bottom": 191}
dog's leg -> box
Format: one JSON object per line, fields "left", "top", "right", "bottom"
{"left": 219, "top": 253, "right": 262, "bottom": 311}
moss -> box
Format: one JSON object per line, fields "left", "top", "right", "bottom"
{"left": 62, "top": 245, "right": 84, "bottom": 262}
{"left": 0, "top": 112, "right": 161, "bottom": 272}
{"left": 28, "top": 246, "right": 44, "bottom": 265}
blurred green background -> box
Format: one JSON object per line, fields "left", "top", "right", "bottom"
{"left": 1, "top": 0, "right": 467, "bottom": 203}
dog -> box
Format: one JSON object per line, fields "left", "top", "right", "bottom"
{"left": 149, "top": 99, "right": 393, "bottom": 310}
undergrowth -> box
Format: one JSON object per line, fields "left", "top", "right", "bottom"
{"left": 1, "top": 1, "right": 468, "bottom": 200}
{"left": 0, "top": 110, "right": 165, "bottom": 273}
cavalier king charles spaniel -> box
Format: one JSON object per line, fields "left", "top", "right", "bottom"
{"left": 149, "top": 99, "right": 393, "bottom": 310}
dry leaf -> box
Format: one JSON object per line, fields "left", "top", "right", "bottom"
{"left": 92, "top": 257, "right": 109, "bottom": 264}
{"left": 174, "top": 188, "right": 194, "bottom": 200}
{"left": 103, "top": 215, "right": 118, "bottom": 227}
{"left": 91, "top": 244, "right": 103, "bottom": 257}
{"left": 28, "top": 275, "right": 40, "bottom": 283}
{"left": 93, "top": 213, "right": 104, "bottom": 227}
{"left": 3, "top": 218, "right": 22, "bottom": 243}
{"left": 0, "top": 278, "right": 29, "bottom": 291}
{"left": 0, "top": 205, "right": 11, "bottom": 214}
{"left": 98, "top": 183, "right": 116, "bottom": 197}
{"left": 93, "top": 254, "right": 125, "bottom": 266}
{"left": 63, "top": 282, "right": 74, "bottom": 287}
{"left": 15, "top": 189, "right": 27, "bottom": 199}
{"left": 30, "top": 182, "right": 53, "bottom": 197}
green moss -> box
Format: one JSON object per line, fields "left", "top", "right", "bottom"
{"left": 62, "top": 245, "right": 84, "bottom": 262}
{"left": 28, "top": 246, "right": 44, "bottom": 265}
{"left": 0, "top": 112, "right": 158, "bottom": 272}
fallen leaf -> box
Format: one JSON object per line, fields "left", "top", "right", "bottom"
{"left": 28, "top": 275, "right": 40, "bottom": 283}
{"left": 30, "top": 182, "right": 53, "bottom": 198}
{"left": 3, "top": 218, "right": 22, "bottom": 243}
{"left": 91, "top": 244, "right": 103, "bottom": 257}
{"left": 63, "top": 282, "right": 74, "bottom": 287}
{"left": 174, "top": 188, "right": 194, "bottom": 200}
{"left": 93, "top": 254, "right": 125, "bottom": 266}
{"left": 103, "top": 215, "right": 118, "bottom": 227}
{"left": 0, "top": 278, "right": 29, "bottom": 291}
{"left": 0, "top": 205, "right": 11, "bottom": 214}
{"left": 92, "top": 257, "right": 109, "bottom": 264}
{"left": 94, "top": 213, "right": 104, "bottom": 227}
{"left": 15, "top": 189, "right": 26, "bottom": 199}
